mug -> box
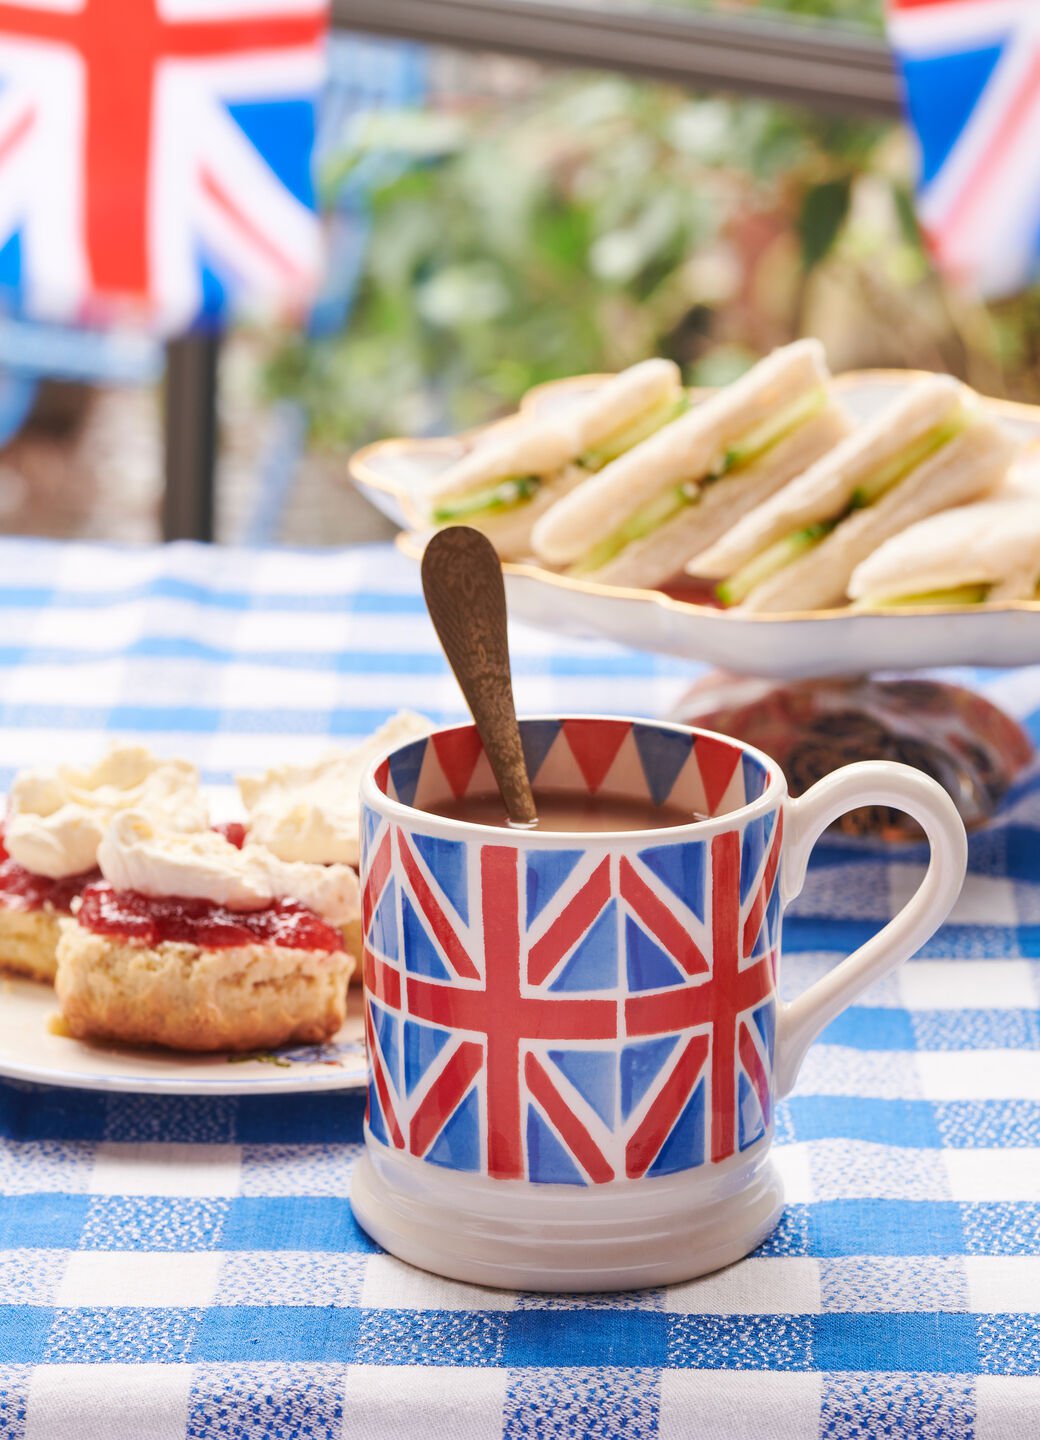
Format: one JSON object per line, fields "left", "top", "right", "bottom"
{"left": 352, "top": 715, "right": 966, "bottom": 1291}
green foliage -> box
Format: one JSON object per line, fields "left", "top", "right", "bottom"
{"left": 799, "top": 178, "right": 852, "bottom": 269}
{"left": 661, "top": 0, "right": 883, "bottom": 30}
{"left": 265, "top": 74, "right": 891, "bottom": 448}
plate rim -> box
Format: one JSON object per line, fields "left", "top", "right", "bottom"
{"left": 0, "top": 1054, "right": 366, "bottom": 1095}
{"left": 393, "top": 527, "right": 1040, "bottom": 626}
{"left": 354, "top": 368, "right": 1040, "bottom": 626}
{"left": 0, "top": 982, "right": 368, "bottom": 1096}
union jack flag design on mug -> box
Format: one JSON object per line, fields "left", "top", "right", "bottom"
{"left": 360, "top": 718, "right": 783, "bottom": 1188}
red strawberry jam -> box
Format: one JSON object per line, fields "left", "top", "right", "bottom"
{"left": 0, "top": 826, "right": 100, "bottom": 914}
{"left": 211, "top": 821, "right": 248, "bottom": 849}
{"left": 77, "top": 882, "right": 344, "bottom": 953}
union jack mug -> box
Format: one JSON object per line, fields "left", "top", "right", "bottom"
{"left": 352, "top": 716, "right": 966, "bottom": 1290}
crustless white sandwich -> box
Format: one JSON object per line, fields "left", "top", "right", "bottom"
{"left": 691, "top": 376, "right": 1016, "bottom": 612}
{"left": 530, "top": 339, "right": 850, "bottom": 590}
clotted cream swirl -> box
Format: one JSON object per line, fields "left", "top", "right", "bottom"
{"left": 6, "top": 745, "right": 208, "bottom": 879}
{"left": 238, "top": 710, "right": 433, "bottom": 867}
{"left": 97, "top": 811, "right": 360, "bottom": 925}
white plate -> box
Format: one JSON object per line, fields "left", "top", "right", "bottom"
{"left": 0, "top": 975, "right": 367, "bottom": 1094}
{"left": 351, "top": 371, "right": 1040, "bottom": 679}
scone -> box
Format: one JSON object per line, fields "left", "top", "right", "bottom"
{"left": 0, "top": 845, "right": 98, "bottom": 981}
{"left": 57, "top": 888, "right": 351, "bottom": 1052}
{"left": 237, "top": 711, "right": 433, "bottom": 980}
{"left": 214, "top": 817, "right": 364, "bottom": 972}
{"left": 55, "top": 813, "right": 361, "bottom": 1053}
{"left": 0, "top": 744, "right": 207, "bottom": 984}
{"left": 0, "top": 908, "right": 65, "bottom": 983}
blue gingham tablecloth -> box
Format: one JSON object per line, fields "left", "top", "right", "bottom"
{"left": 0, "top": 539, "right": 1038, "bottom": 1440}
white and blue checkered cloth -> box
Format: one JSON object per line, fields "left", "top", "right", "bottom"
{"left": 0, "top": 539, "right": 1037, "bottom": 1439}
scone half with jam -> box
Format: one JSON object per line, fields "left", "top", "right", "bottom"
{"left": 56, "top": 813, "right": 360, "bottom": 1052}
{"left": 237, "top": 710, "right": 434, "bottom": 969}
{"left": 0, "top": 746, "right": 207, "bottom": 984}
{"left": 0, "top": 833, "right": 97, "bottom": 982}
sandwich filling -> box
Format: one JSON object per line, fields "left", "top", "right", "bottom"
{"left": 716, "top": 405, "right": 971, "bottom": 607}
{"left": 571, "top": 384, "right": 827, "bottom": 576}
{"left": 433, "top": 473, "right": 541, "bottom": 525}
{"left": 578, "top": 392, "right": 690, "bottom": 472}
{"left": 859, "top": 584, "right": 992, "bottom": 607}
{"left": 857, "top": 578, "right": 1040, "bottom": 608}
{"left": 433, "top": 391, "right": 689, "bottom": 526}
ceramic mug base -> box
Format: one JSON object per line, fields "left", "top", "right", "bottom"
{"left": 351, "top": 1131, "right": 784, "bottom": 1292}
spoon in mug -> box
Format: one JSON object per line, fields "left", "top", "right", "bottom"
{"left": 421, "top": 526, "right": 538, "bottom": 828}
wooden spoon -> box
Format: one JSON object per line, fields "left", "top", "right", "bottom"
{"left": 421, "top": 526, "right": 538, "bottom": 827}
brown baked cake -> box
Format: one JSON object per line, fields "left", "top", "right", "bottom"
{"left": 1, "top": 744, "right": 209, "bottom": 984}
{"left": 56, "top": 883, "right": 355, "bottom": 1052}
{"left": 0, "top": 830, "right": 98, "bottom": 982}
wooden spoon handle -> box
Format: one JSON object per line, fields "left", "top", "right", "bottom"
{"left": 421, "top": 527, "right": 537, "bottom": 826}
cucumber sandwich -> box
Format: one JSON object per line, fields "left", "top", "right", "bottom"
{"left": 423, "top": 359, "right": 684, "bottom": 560}
{"left": 848, "top": 495, "right": 1040, "bottom": 609}
{"left": 692, "top": 376, "right": 1016, "bottom": 613}
{"left": 530, "top": 340, "right": 850, "bottom": 591}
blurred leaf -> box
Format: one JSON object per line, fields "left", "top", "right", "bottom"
{"left": 533, "top": 200, "right": 593, "bottom": 274}
{"left": 351, "top": 109, "right": 467, "bottom": 158}
{"left": 418, "top": 263, "right": 511, "bottom": 328}
{"left": 690, "top": 345, "right": 756, "bottom": 388}
{"left": 892, "top": 182, "right": 923, "bottom": 249}
{"left": 799, "top": 177, "right": 852, "bottom": 270}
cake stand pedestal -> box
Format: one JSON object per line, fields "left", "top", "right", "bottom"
{"left": 669, "top": 674, "right": 1032, "bottom": 839}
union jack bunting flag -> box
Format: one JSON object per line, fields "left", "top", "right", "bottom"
{"left": 360, "top": 791, "right": 783, "bottom": 1188}
{"left": 0, "top": 0, "right": 327, "bottom": 332}
{"left": 886, "top": 0, "right": 1040, "bottom": 298}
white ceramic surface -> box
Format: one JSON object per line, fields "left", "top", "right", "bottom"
{"left": 0, "top": 975, "right": 368, "bottom": 1094}
{"left": 351, "top": 1135, "right": 785, "bottom": 1292}
{"left": 352, "top": 721, "right": 968, "bottom": 1290}
{"left": 351, "top": 372, "right": 1040, "bottom": 678}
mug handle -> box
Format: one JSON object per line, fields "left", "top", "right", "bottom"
{"left": 775, "top": 760, "right": 967, "bottom": 1098}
